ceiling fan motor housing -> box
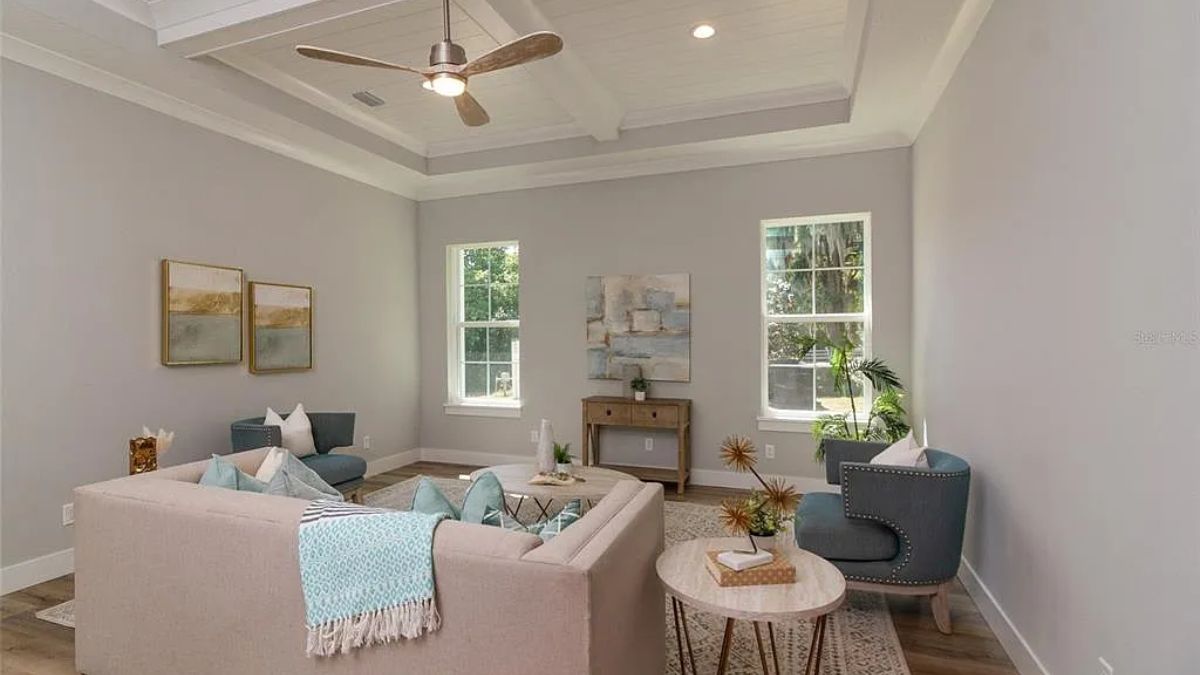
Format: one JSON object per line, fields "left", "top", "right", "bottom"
{"left": 430, "top": 41, "right": 467, "bottom": 67}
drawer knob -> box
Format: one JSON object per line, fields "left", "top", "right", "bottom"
{"left": 606, "top": 409, "right": 612, "bottom": 416}
{"left": 652, "top": 411, "right": 658, "bottom": 418}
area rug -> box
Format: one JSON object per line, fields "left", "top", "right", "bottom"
{"left": 368, "top": 476, "right": 910, "bottom": 675}
{"left": 35, "top": 599, "right": 75, "bottom": 629}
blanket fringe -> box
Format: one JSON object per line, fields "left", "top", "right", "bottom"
{"left": 306, "top": 597, "right": 441, "bottom": 657}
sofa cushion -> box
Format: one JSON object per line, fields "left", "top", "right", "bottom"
{"left": 265, "top": 452, "right": 342, "bottom": 501}
{"left": 410, "top": 473, "right": 504, "bottom": 524}
{"left": 483, "top": 499, "right": 582, "bottom": 542}
{"left": 301, "top": 452, "right": 366, "bottom": 487}
{"left": 198, "top": 455, "right": 267, "bottom": 493}
{"left": 794, "top": 492, "right": 899, "bottom": 562}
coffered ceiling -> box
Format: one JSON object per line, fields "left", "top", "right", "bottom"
{"left": 1, "top": 0, "right": 994, "bottom": 200}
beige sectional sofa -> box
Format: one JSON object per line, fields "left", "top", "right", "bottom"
{"left": 74, "top": 448, "right": 666, "bottom": 675}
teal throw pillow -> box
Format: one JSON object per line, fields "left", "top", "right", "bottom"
{"left": 264, "top": 451, "right": 343, "bottom": 502}
{"left": 482, "top": 499, "right": 582, "bottom": 542}
{"left": 411, "top": 472, "right": 504, "bottom": 524}
{"left": 199, "top": 454, "right": 267, "bottom": 493}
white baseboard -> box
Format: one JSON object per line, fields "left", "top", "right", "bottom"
{"left": 364, "top": 449, "right": 421, "bottom": 477}
{"left": 689, "top": 468, "right": 835, "bottom": 494}
{"left": 958, "top": 556, "right": 1050, "bottom": 675}
{"left": 418, "top": 447, "right": 535, "bottom": 467}
{"left": 1, "top": 548, "right": 74, "bottom": 595}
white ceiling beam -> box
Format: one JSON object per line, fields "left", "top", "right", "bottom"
{"left": 455, "top": 0, "right": 623, "bottom": 142}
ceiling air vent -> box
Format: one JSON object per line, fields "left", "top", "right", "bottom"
{"left": 351, "top": 90, "right": 386, "bottom": 107}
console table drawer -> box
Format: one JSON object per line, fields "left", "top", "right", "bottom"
{"left": 587, "top": 402, "right": 631, "bottom": 425}
{"left": 632, "top": 404, "right": 679, "bottom": 428}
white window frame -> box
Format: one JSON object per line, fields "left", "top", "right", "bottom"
{"left": 757, "top": 213, "right": 873, "bottom": 432}
{"left": 444, "top": 240, "right": 522, "bottom": 418}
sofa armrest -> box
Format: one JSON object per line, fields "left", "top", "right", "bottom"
{"left": 840, "top": 458, "right": 970, "bottom": 584}
{"left": 822, "top": 439, "right": 887, "bottom": 485}
{"left": 231, "top": 421, "right": 280, "bottom": 452}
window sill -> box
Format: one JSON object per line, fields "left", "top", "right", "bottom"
{"left": 757, "top": 413, "right": 869, "bottom": 433}
{"left": 444, "top": 401, "right": 523, "bottom": 419}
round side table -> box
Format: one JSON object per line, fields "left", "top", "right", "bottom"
{"left": 656, "top": 537, "right": 846, "bottom": 675}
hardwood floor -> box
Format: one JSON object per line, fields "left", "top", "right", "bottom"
{"left": 2, "top": 461, "right": 1016, "bottom": 675}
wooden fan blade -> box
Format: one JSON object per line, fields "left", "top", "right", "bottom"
{"left": 454, "top": 91, "right": 490, "bottom": 127}
{"left": 461, "top": 32, "right": 563, "bottom": 77}
{"left": 295, "top": 45, "right": 425, "bottom": 74}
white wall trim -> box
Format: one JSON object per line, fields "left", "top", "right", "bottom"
{"left": 364, "top": 448, "right": 422, "bottom": 477}
{"left": 1, "top": 548, "right": 75, "bottom": 595}
{"left": 689, "top": 469, "right": 835, "bottom": 495}
{"left": 0, "top": 34, "right": 421, "bottom": 199}
{"left": 90, "top": 0, "right": 156, "bottom": 28}
{"left": 958, "top": 556, "right": 1051, "bottom": 675}
{"left": 419, "top": 447, "right": 535, "bottom": 467}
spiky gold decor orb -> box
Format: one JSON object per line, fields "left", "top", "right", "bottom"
{"left": 718, "top": 499, "right": 752, "bottom": 535}
{"left": 719, "top": 435, "right": 757, "bottom": 471}
{"left": 763, "top": 477, "right": 800, "bottom": 515}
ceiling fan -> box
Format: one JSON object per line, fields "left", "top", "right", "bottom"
{"left": 295, "top": 0, "right": 564, "bottom": 127}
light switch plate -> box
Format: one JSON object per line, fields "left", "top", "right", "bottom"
{"left": 62, "top": 503, "right": 74, "bottom": 526}
{"left": 765, "top": 444, "right": 776, "bottom": 459}
{"left": 644, "top": 438, "right": 654, "bottom": 451}
{"left": 530, "top": 430, "right": 540, "bottom": 443}
{"left": 363, "top": 435, "right": 371, "bottom": 449}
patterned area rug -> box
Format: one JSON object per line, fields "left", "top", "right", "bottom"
{"left": 35, "top": 599, "right": 75, "bottom": 628}
{"left": 369, "top": 476, "right": 910, "bottom": 675}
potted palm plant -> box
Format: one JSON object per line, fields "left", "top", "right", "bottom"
{"left": 792, "top": 332, "right": 910, "bottom": 461}
{"left": 717, "top": 436, "right": 799, "bottom": 551}
{"left": 553, "top": 442, "right": 574, "bottom": 475}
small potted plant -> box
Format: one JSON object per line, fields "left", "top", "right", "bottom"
{"left": 630, "top": 375, "right": 649, "bottom": 401}
{"left": 553, "top": 442, "right": 574, "bottom": 475}
{"left": 717, "top": 436, "right": 799, "bottom": 552}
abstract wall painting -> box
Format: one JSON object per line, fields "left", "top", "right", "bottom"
{"left": 161, "top": 260, "right": 243, "bottom": 365}
{"left": 249, "top": 282, "right": 312, "bottom": 373}
{"left": 586, "top": 273, "right": 691, "bottom": 382}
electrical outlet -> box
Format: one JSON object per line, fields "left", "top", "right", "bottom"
{"left": 62, "top": 503, "right": 74, "bottom": 526}
{"left": 530, "top": 429, "right": 540, "bottom": 444}
{"left": 644, "top": 437, "right": 654, "bottom": 451}
{"left": 765, "top": 444, "right": 776, "bottom": 459}
{"left": 1098, "top": 657, "right": 1114, "bottom": 675}
{"left": 362, "top": 435, "right": 371, "bottom": 450}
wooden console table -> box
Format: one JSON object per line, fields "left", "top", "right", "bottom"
{"left": 581, "top": 396, "right": 691, "bottom": 494}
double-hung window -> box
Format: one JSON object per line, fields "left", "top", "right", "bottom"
{"left": 445, "top": 242, "right": 521, "bottom": 416}
{"left": 759, "top": 214, "right": 871, "bottom": 430}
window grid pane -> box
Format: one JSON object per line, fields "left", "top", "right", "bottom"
{"left": 453, "top": 244, "right": 520, "bottom": 402}
{"left": 762, "top": 218, "right": 868, "bottom": 417}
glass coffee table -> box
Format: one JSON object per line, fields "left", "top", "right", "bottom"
{"left": 469, "top": 463, "right": 638, "bottom": 522}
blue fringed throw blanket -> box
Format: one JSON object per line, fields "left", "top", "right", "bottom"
{"left": 298, "top": 501, "right": 446, "bottom": 657}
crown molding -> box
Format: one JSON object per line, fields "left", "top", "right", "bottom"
{"left": 621, "top": 83, "right": 849, "bottom": 131}
{"left": 425, "top": 122, "right": 585, "bottom": 158}
{"left": 1, "top": 33, "right": 422, "bottom": 199}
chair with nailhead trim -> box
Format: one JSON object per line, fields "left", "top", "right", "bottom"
{"left": 794, "top": 438, "right": 971, "bottom": 634}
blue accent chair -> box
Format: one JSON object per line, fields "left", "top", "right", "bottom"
{"left": 230, "top": 412, "right": 366, "bottom": 499}
{"left": 794, "top": 439, "right": 971, "bottom": 634}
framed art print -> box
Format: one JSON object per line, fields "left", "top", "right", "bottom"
{"left": 249, "top": 281, "right": 312, "bottom": 373}
{"left": 161, "top": 260, "right": 243, "bottom": 365}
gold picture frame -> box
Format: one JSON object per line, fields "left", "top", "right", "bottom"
{"left": 161, "top": 259, "right": 244, "bottom": 366}
{"left": 248, "top": 281, "right": 313, "bottom": 373}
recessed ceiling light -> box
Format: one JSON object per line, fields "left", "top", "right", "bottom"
{"left": 691, "top": 23, "right": 716, "bottom": 39}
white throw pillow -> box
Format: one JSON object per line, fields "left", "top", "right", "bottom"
{"left": 264, "top": 403, "right": 317, "bottom": 458}
{"left": 254, "top": 447, "right": 288, "bottom": 482}
{"left": 870, "top": 431, "right": 929, "bottom": 468}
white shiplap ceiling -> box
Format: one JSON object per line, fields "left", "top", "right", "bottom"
{"left": 6, "top": 0, "right": 992, "bottom": 199}
{"left": 215, "top": 0, "right": 857, "bottom": 150}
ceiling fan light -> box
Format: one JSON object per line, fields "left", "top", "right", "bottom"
{"left": 691, "top": 23, "right": 716, "bottom": 39}
{"left": 430, "top": 73, "right": 466, "bottom": 97}
{"left": 421, "top": 79, "right": 434, "bottom": 91}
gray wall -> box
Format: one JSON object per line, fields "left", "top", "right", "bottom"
{"left": 1, "top": 63, "right": 421, "bottom": 567}
{"left": 911, "top": 1, "right": 1199, "bottom": 673}
{"left": 417, "top": 148, "right": 912, "bottom": 478}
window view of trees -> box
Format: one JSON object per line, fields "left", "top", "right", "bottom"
{"left": 763, "top": 219, "right": 867, "bottom": 414}
{"left": 457, "top": 244, "right": 520, "bottom": 401}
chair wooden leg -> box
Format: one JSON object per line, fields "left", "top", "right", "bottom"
{"left": 931, "top": 582, "right": 953, "bottom": 634}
